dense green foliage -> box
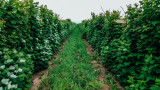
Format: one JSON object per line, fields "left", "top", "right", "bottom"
{"left": 80, "top": 11, "right": 123, "bottom": 54}
{"left": 40, "top": 27, "right": 102, "bottom": 89}
{"left": 0, "top": 48, "right": 33, "bottom": 89}
{"left": 80, "top": 0, "right": 160, "bottom": 89}
{"left": 0, "top": 0, "right": 73, "bottom": 89}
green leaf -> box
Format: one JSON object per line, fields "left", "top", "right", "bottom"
{"left": 7, "top": 11, "right": 12, "bottom": 15}
{"left": 151, "top": 21, "right": 160, "bottom": 26}
{"left": 155, "top": 79, "right": 160, "bottom": 85}
{"left": 142, "top": 66, "right": 148, "bottom": 71}
{"left": 140, "top": 35, "right": 148, "bottom": 39}
{"left": 124, "top": 62, "right": 130, "bottom": 66}
{"left": 11, "top": 20, "right": 16, "bottom": 24}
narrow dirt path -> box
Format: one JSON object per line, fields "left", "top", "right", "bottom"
{"left": 30, "top": 40, "right": 68, "bottom": 90}
{"left": 83, "top": 39, "right": 124, "bottom": 90}
{"left": 83, "top": 39, "right": 109, "bottom": 90}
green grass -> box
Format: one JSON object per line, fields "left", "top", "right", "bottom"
{"left": 105, "top": 72, "right": 120, "bottom": 90}
{"left": 40, "top": 27, "right": 103, "bottom": 90}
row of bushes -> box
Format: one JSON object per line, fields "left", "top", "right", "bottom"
{"left": 0, "top": 0, "right": 74, "bottom": 89}
{"left": 80, "top": 0, "right": 160, "bottom": 89}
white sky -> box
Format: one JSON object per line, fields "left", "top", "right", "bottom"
{"left": 34, "top": 0, "right": 140, "bottom": 22}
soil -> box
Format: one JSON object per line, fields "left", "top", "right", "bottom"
{"left": 30, "top": 40, "right": 67, "bottom": 90}
{"left": 83, "top": 39, "right": 109, "bottom": 90}
{"left": 83, "top": 39, "right": 124, "bottom": 90}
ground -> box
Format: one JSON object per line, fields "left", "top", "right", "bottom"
{"left": 30, "top": 30, "right": 124, "bottom": 90}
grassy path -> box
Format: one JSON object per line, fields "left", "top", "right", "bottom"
{"left": 39, "top": 28, "right": 103, "bottom": 89}
{"left": 30, "top": 39, "right": 68, "bottom": 90}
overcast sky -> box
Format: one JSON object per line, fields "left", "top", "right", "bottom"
{"left": 34, "top": 0, "right": 140, "bottom": 22}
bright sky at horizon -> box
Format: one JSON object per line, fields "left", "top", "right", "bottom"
{"left": 34, "top": 0, "right": 140, "bottom": 22}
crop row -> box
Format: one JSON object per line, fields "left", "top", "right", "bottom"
{"left": 80, "top": 0, "right": 160, "bottom": 89}
{"left": 0, "top": 0, "right": 74, "bottom": 89}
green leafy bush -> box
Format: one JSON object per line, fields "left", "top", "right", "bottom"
{"left": 0, "top": 48, "right": 33, "bottom": 89}
{"left": 122, "top": 0, "right": 160, "bottom": 89}
{"left": 82, "top": 11, "right": 123, "bottom": 54}
{"left": 81, "top": 0, "right": 160, "bottom": 89}
{"left": 0, "top": 0, "right": 73, "bottom": 89}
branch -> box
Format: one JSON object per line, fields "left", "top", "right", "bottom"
{"left": 100, "top": 6, "right": 105, "bottom": 13}
{"left": 120, "top": 6, "right": 126, "bottom": 17}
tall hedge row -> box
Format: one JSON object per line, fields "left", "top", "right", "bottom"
{"left": 0, "top": 0, "right": 73, "bottom": 89}
{"left": 80, "top": 0, "right": 160, "bottom": 89}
